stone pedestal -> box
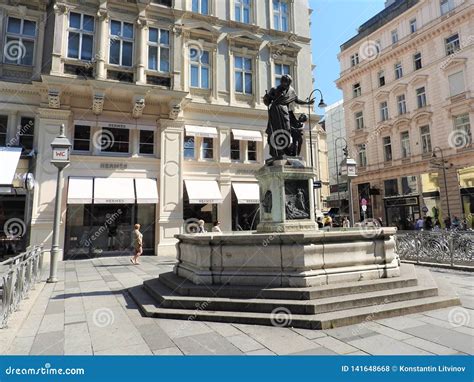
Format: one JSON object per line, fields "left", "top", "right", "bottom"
{"left": 256, "top": 158, "right": 318, "bottom": 233}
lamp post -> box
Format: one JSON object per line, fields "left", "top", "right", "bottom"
{"left": 339, "top": 156, "right": 357, "bottom": 226}
{"left": 306, "top": 89, "right": 327, "bottom": 216}
{"left": 334, "top": 137, "right": 348, "bottom": 214}
{"left": 47, "top": 124, "right": 71, "bottom": 283}
{"left": 432, "top": 146, "right": 451, "bottom": 220}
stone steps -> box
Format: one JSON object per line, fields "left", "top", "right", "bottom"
{"left": 158, "top": 264, "right": 419, "bottom": 300}
{"left": 143, "top": 276, "right": 438, "bottom": 315}
{"left": 128, "top": 265, "right": 461, "bottom": 329}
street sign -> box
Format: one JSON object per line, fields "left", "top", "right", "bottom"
{"left": 361, "top": 205, "right": 367, "bottom": 212}
{"left": 422, "top": 206, "right": 429, "bottom": 213}
{"left": 361, "top": 198, "right": 367, "bottom": 206}
{"left": 313, "top": 180, "right": 322, "bottom": 189}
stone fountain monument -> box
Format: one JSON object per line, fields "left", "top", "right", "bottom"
{"left": 129, "top": 76, "right": 459, "bottom": 329}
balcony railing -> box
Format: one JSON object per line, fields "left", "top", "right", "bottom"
{"left": 395, "top": 230, "right": 473, "bottom": 268}
{"left": 0, "top": 246, "right": 44, "bottom": 328}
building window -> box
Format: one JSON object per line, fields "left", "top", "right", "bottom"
{"left": 445, "top": 33, "right": 460, "bottom": 56}
{"left": 440, "top": 0, "right": 454, "bottom": 15}
{"left": 353, "top": 83, "right": 361, "bottom": 98}
{"left": 0, "top": 115, "right": 8, "bottom": 146}
{"left": 357, "top": 144, "right": 367, "bottom": 167}
{"left": 73, "top": 125, "right": 91, "bottom": 152}
{"left": 231, "top": 137, "right": 240, "bottom": 160}
{"left": 274, "top": 63, "right": 290, "bottom": 85}
{"left": 247, "top": 141, "right": 257, "bottom": 161}
{"left": 378, "top": 71, "right": 385, "bottom": 87}
{"left": 201, "top": 137, "right": 214, "bottom": 159}
{"left": 139, "top": 130, "right": 154, "bottom": 155}
{"left": 192, "top": 0, "right": 209, "bottom": 14}
{"left": 67, "top": 12, "right": 94, "bottom": 61}
{"left": 18, "top": 117, "right": 34, "bottom": 151}
{"left": 109, "top": 20, "right": 134, "bottom": 67}
{"left": 4, "top": 17, "right": 36, "bottom": 65}
{"left": 391, "top": 30, "right": 398, "bottom": 44}
{"left": 397, "top": 94, "right": 407, "bottom": 115}
{"left": 413, "top": 52, "right": 422, "bottom": 70}
{"left": 184, "top": 136, "right": 195, "bottom": 159}
{"left": 394, "top": 62, "right": 403, "bottom": 79}
{"left": 148, "top": 28, "right": 170, "bottom": 72}
{"left": 416, "top": 87, "right": 427, "bottom": 108}
{"left": 400, "top": 131, "right": 411, "bottom": 158}
{"left": 190, "top": 49, "right": 210, "bottom": 89}
{"left": 420, "top": 125, "right": 432, "bottom": 154}
{"left": 350, "top": 53, "right": 359, "bottom": 67}
{"left": 235, "top": 56, "right": 253, "bottom": 95}
{"left": 384, "top": 179, "right": 398, "bottom": 196}
{"left": 380, "top": 101, "right": 388, "bottom": 121}
{"left": 273, "top": 0, "right": 289, "bottom": 32}
{"left": 448, "top": 71, "right": 465, "bottom": 96}
{"left": 235, "top": 0, "right": 251, "bottom": 23}
{"left": 401, "top": 176, "right": 418, "bottom": 195}
{"left": 453, "top": 114, "right": 471, "bottom": 148}
{"left": 355, "top": 111, "right": 364, "bottom": 130}
{"left": 409, "top": 18, "right": 417, "bottom": 33}
{"left": 100, "top": 128, "right": 129, "bottom": 153}
{"left": 383, "top": 136, "right": 392, "bottom": 161}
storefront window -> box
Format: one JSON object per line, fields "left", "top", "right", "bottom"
{"left": 231, "top": 137, "right": 240, "bottom": 160}
{"left": 73, "top": 125, "right": 91, "bottom": 152}
{"left": 184, "top": 136, "right": 195, "bottom": 159}
{"left": 101, "top": 127, "right": 129, "bottom": 153}
{"left": 183, "top": 187, "right": 217, "bottom": 232}
{"left": 384, "top": 179, "right": 398, "bottom": 197}
{"left": 0, "top": 195, "right": 27, "bottom": 256}
{"left": 0, "top": 115, "right": 7, "bottom": 146}
{"left": 18, "top": 117, "right": 34, "bottom": 152}
{"left": 401, "top": 176, "right": 418, "bottom": 195}
{"left": 139, "top": 130, "right": 154, "bottom": 155}
{"left": 232, "top": 194, "right": 259, "bottom": 231}
{"left": 202, "top": 137, "right": 213, "bottom": 159}
{"left": 247, "top": 141, "right": 257, "bottom": 161}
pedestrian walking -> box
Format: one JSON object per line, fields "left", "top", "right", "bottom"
{"left": 212, "top": 221, "right": 222, "bottom": 233}
{"left": 342, "top": 216, "right": 351, "bottom": 228}
{"left": 198, "top": 219, "right": 207, "bottom": 233}
{"left": 130, "top": 224, "right": 143, "bottom": 265}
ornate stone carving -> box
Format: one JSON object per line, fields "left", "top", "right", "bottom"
{"left": 92, "top": 93, "right": 105, "bottom": 115}
{"left": 47, "top": 89, "right": 61, "bottom": 109}
{"left": 168, "top": 103, "right": 181, "bottom": 120}
{"left": 132, "top": 97, "right": 146, "bottom": 118}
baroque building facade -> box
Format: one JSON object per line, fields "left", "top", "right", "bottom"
{"left": 0, "top": 0, "right": 327, "bottom": 258}
{"left": 337, "top": 0, "right": 474, "bottom": 227}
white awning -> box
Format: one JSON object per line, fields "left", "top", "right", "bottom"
{"left": 232, "top": 129, "right": 263, "bottom": 142}
{"left": 94, "top": 178, "right": 135, "bottom": 204}
{"left": 184, "top": 180, "right": 223, "bottom": 204}
{"left": 135, "top": 178, "right": 159, "bottom": 204}
{"left": 67, "top": 177, "right": 93, "bottom": 204}
{"left": 232, "top": 182, "right": 260, "bottom": 204}
{"left": 0, "top": 147, "right": 22, "bottom": 186}
{"left": 185, "top": 125, "right": 218, "bottom": 138}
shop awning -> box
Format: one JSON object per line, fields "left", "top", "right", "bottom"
{"left": 135, "top": 178, "right": 159, "bottom": 204}
{"left": 0, "top": 147, "right": 22, "bottom": 186}
{"left": 67, "top": 177, "right": 93, "bottom": 204}
{"left": 232, "top": 182, "right": 260, "bottom": 204}
{"left": 185, "top": 125, "right": 218, "bottom": 138}
{"left": 184, "top": 180, "right": 223, "bottom": 204}
{"left": 94, "top": 178, "right": 135, "bottom": 204}
{"left": 232, "top": 129, "right": 263, "bottom": 142}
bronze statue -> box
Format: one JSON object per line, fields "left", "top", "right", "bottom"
{"left": 263, "top": 74, "right": 313, "bottom": 160}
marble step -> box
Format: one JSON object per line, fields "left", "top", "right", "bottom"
{"left": 129, "top": 285, "right": 460, "bottom": 330}
{"left": 159, "top": 263, "right": 419, "bottom": 301}
{"left": 143, "top": 276, "right": 438, "bottom": 315}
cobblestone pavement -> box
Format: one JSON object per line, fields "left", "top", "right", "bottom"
{"left": 2, "top": 257, "right": 473, "bottom": 355}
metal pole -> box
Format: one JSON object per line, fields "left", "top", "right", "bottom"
{"left": 334, "top": 141, "right": 340, "bottom": 210}
{"left": 307, "top": 99, "right": 317, "bottom": 218}
{"left": 47, "top": 167, "right": 64, "bottom": 283}
{"left": 440, "top": 149, "right": 451, "bottom": 219}
{"left": 348, "top": 178, "right": 355, "bottom": 226}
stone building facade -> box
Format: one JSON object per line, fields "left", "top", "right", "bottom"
{"left": 336, "top": 0, "right": 473, "bottom": 227}
{"left": 0, "top": 0, "right": 327, "bottom": 258}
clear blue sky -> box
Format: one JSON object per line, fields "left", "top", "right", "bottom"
{"left": 310, "top": 0, "right": 386, "bottom": 106}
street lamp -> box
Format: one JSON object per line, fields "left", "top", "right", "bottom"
{"left": 432, "top": 146, "right": 451, "bottom": 221}
{"left": 306, "top": 89, "right": 327, "bottom": 216}
{"left": 339, "top": 155, "right": 357, "bottom": 226}
{"left": 48, "top": 124, "right": 71, "bottom": 283}
{"left": 334, "top": 137, "right": 348, "bottom": 214}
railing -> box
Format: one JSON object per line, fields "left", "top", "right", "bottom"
{"left": 395, "top": 230, "right": 474, "bottom": 268}
{"left": 0, "top": 246, "right": 44, "bottom": 329}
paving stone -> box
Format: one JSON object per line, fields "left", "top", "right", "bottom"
{"left": 291, "top": 328, "right": 328, "bottom": 340}
{"left": 376, "top": 315, "right": 427, "bottom": 331}
{"left": 245, "top": 348, "right": 276, "bottom": 355}
{"left": 423, "top": 307, "right": 474, "bottom": 329}
{"left": 226, "top": 334, "right": 265, "bottom": 352}
{"left": 323, "top": 325, "right": 375, "bottom": 340}
{"left": 37, "top": 313, "right": 64, "bottom": 334}
{"left": 403, "top": 337, "right": 458, "bottom": 355}
{"left": 289, "top": 347, "right": 338, "bottom": 355}
{"left": 403, "top": 324, "right": 473, "bottom": 354}
{"left": 64, "top": 322, "right": 92, "bottom": 355}
{"left": 365, "top": 322, "right": 413, "bottom": 340}
{"left": 152, "top": 347, "right": 183, "bottom": 355}
{"left": 44, "top": 300, "right": 65, "bottom": 315}
{"left": 94, "top": 343, "right": 153, "bottom": 355}
{"left": 348, "top": 334, "right": 432, "bottom": 355}
{"left": 7, "top": 336, "right": 35, "bottom": 355}
{"left": 313, "top": 335, "right": 359, "bottom": 354}
{"left": 205, "top": 322, "right": 242, "bottom": 337}
{"left": 173, "top": 332, "right": 242, "bottom": 355}
{"left": 157, "top": 319, "right": 214, "bottom": 339}
{"left": 30, "top": 331, "right": 64, "bottom": 355}
{"left": 137, "top": 323, "right": 175, "bottom": 351}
